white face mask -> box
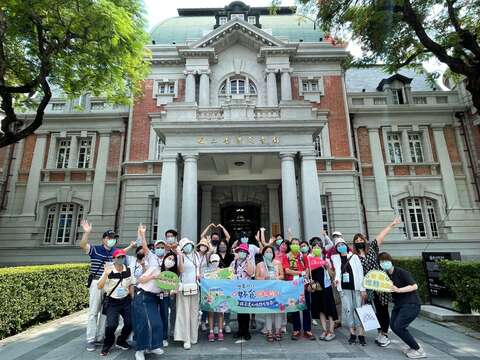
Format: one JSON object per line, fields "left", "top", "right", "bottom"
{"left": 164, "top": 259, "right": 175, "bottom": 269}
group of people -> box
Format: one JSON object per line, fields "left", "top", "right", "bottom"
{"left": 79, "top": 217, "right": 427, "bottom": 360}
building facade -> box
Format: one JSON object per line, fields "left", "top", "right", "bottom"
{"left": 0, "top": 1, "right": 479, "bottom": 265}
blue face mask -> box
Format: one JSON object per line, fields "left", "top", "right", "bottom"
{"left": 275, "top": 239, "right": 283, "bottom": 247}
{"left": 183, "top": 244, "right": 193, "bottom": 254}
{"left": 238, "top": 252, "right": 247, "bottom": 260}
{"left": 240, "top": 237, "right": 248, "bottom": 244}
{"left": 114, "top": 257, "right": 125, "bottom": 266}
{"left": 380, "top": 261, "right": 393, "bottom": 271}
{"left": 337, "top": 244, "right": 348, "bottom": 254}
{"left": 166, "top": 236, "right": 176, "bottom": 245}
{"left": 264, "top": 252, "right": 274, "bottom": 262}
{"left": 155, "top": 248, "right": 165, "bottom": 257}
{"left": 106, "top": 239, "right": 117, "bottom": 248}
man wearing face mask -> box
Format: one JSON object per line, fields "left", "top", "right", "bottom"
{"left": 97, "top": 249, "right": 134, "bottom": 356}
{"left": 378, "top": 252, "right": 425, "bottom": 359}
{"left": 165, "top": 229, "right": 178, "bottom": 251}
{"left": 79, "top": 220, "right": 118, "bottom": 352}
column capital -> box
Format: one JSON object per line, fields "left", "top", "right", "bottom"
{"left": 300, "top": 151, "right": 317, "bottom": 160}
{"left": 161, "top": 153, "right": 179, "bottom": 162}
{"left": 366, "top": 126, "right": 380, "bottom": 132}
{"left": 201, "top": 184, "right": 213, "bottom": 192}
{"left": 431, "top": 124, "right": 447, "bottom": 131}
{"left": 279, "top": 152, "right": 296, "bottom": 160}
{"left": 184, "top": 70, "right": 197, "bottom": 76}
{"left": 182, "top": 153, "right": 199, "bottom": 161}
{"left": 265, "top": 68, "right": 279, "bottom": 75}
{"left": 281, "top": 68, "right": 293, "bottom": 74}
{"left": 97, "top": 130, "right": 111, "bottom": 137}
{"left": 35, "top": 131, "right": 50, "bottom": 138}
{"left": 267, "top": 183, "right": 279, "bottom": 190}
{"left": 199, "top": 70, "right": 211, "bottom": 76}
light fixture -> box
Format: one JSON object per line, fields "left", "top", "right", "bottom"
{"left": 234, "top": 161, "right": 245, "bottom": 166}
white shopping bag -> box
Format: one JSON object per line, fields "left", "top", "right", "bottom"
{"left": 355, "top": 304, "right": 380, "bottom": 332}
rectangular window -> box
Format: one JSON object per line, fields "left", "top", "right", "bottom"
{"left": 399, "top": 197, "right": 439, "bottom": 240}
{"left": 407, "top": 198, "right": 426, "bottom": 238}
{"left": 77, "top": 138, "right": 92, "bottom": 168}
{"left": 44, "top": 207, "right": 56, "bottom": 243}
{"left": 397, "top": 202, "right": 407, "bottom": 238}
{"left": 248, "top": 16, "right": 256, "bottom": 24}
{"left": 352, "top": 98, "right": 364, "bottom": 105}
{"left": 56, "top": 203, "right": 74, "bottom": 243}
{"left": 302, "top": 80, "right": 319, "bottom": 92}
{"left": 302, "top": 82, "right": 309, "bottom": 92}
{"left": 387, "top": 132, "right": 403, "bottom": 163}
{"left": 408, "top": 133, "right": 424, "bottom": 163}
{"left": 51, "top": 103, "right": 65, "bottom": 112}
{"left": 231, "top": 13, "right": 244, "bottom": 20}
{"left": 75, "top": 205, "right": 84, "bottom": 241}
{"left": 436, "top": 96, "right": 448, "bottom": 104}
{"left": 159, "top": 82, "right": 175, "bottom": 95}
{"left": 320, "top": 195, "right": 330, "bottom": 235}
{"left": 426, "top": 200, "right": 439, "bottom": 237}
{"left": 413, "top": 96, "right": 427, "bottom": 104}
{"left": 219, "top": 16, "right": 227, "bottom": 25}
{"left": 373, "top": 97, "right": 387, "bottom": 105}
{"left": 313, "top": 134, "right": 322, "bottom": 157}
{"left": 90, "top": 102, "right": 105, "bottom": 110}
{"left": 392, "top": 88, "right": 405, "bottom": 104}
{"left": 56, "top": 138, "right": 71, "bottom": 169}
{"left": 155, "top": 135, "right": 165, "bottom": 160}
{"left": 152, "top": 198, "right": 159, "bottom": 242}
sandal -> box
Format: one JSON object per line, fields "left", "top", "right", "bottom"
{"left": 304, "top": 331, "right": 316, "bottom": 340}
{"left": 267, "top": 332, "right": 275, "bottom": 342}
{"left": 319, "top": 331, "right": 328, "bottom": 340}
{"left": 291, "top": 331, "right": 301, "bottom": 340}
{"left": 275, "top": 332, "right": 282, "bottom": 341}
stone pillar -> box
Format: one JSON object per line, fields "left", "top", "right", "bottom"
{"left": 267, "top": 184, "right": 281, "bottom": 236}
{"left": 266, "top": 70, "right": 278, "bottom": 106}
{"left": 368, "top": 127, "right": 391, "bottom": 210}
{"left": 185, "top": 71, "right": 196, "bottom": 103}
{"left": 89, "top": 132, "right": 110, "bottom": 215}
{"left": 157, "top": 153, "right": 179, "bottom": 239}
{"left": 280, "top": 69, "right": 292, "bottom": 101}
{"left": 401, "top": 129, "right": 412, "bottom": 162}
{"left": 199, "top": 72, "right": 210, "bottom": 107}
{"left": 22, "top": 132, "right": 48, "bottom": 216}
{"left": 454, "top": 124, "right": 477, "bottom": 207}
{"left": 433, "top": 126, "right": 460, "bottom": 209}
{"left": 68, "top": 135, "right": 78, "bottom": 168}
{"left": 300, "top": 152, "right": 323, "bottom": 240}
{"left": 180, "top": 154, "right": 198, "bottom": 242}
{"left": 280, "top": 152, "right": 300, "bottom": 237}
{"left": 200, "top": 184, "right": 213, "bottom": 232}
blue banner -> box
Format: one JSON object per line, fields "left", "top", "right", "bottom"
{"left": 200, "top": 278, "right": 306, "bottom": 314}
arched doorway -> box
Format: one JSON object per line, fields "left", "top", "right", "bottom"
{"left": 221, "top": 203, "right": 261, "bottom": 243}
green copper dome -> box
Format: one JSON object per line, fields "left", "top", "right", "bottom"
{"left": 150, "top": 15, "right": 323, "bottom": 45}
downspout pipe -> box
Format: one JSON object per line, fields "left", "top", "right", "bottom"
{"left": 114, "top": 117, "right": 128, "bottom": 233}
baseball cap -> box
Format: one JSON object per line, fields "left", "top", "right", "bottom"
{"left": 103, "top": 230, "right": 116, "bottom": 239}
{"left": 113, "top": 249, "right": 126, "bottom": 258}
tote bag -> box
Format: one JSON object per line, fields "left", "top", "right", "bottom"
{"left": 355, "top": 304, "right": 380, "bottom": 332}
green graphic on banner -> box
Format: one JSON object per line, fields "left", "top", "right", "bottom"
{"left": 155, "top": 271, "right": 180, "bottom": 291}
{"left": 200, "top": 278, "right": 306, "bottom": 314}
{"left": 203, "top": 268, "right": 234, "bottom": 280}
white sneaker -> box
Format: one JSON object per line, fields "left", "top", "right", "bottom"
{"left": 163, "top": 340, "right": 169, "bottom": 347}
{"left": 201, "top": 322, "right": 207, "bottom": 331}
{"left": 261, "top": 327, "right": 268, "bottom": 335}
{"left": 281, "top": 326, "right": 287, "bottom": 334}
{"left": 406, "top": 347, "right": 426, "bottom": 359}
{"left": 224, "top": 325, "right": 232, "bottom": 334}
{"left": 312, "top": 319, "right": 318, "bottom": 326}
{"left": 377, "top": 334, "right": 391, "bottom": 347}
{"left": 403, "top": 345, "right": 412, "bottom": 354}
{"left": 151, "top": 347, "right": 164, "bottom": 355}
{"left": 213, "top": 326, "right": 219, "bottom": 335}
{"left": 183, "top": 342, "right": 191, "bottom": 350}
{"left": 135, "top": 351, "right": 145, "bottom": 360}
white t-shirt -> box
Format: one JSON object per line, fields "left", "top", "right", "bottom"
{"left": 181, "top": 253, "right": 198, "bottom": 284}
{"left": 145, "top": 251, "right": 163, "bottom": 269}
{"left": 126, "top": 255, "right": 144, "bottom": 281}
{"left": 138, "top": 267, "right": 162, "bottom": 294}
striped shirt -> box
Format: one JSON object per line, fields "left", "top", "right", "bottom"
{"left": 89, "top": 245, "right": 116, "bottom": 280}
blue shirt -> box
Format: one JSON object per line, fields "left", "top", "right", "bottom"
{"left": 88, "top": 245, "right": 116, "bottom": 280}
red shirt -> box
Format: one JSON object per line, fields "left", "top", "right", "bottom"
{"left": 282, "top": 253, "right": 305, "bottom": 281}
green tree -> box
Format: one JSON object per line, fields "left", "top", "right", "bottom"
{"left": 301, "top": 0, "right": 480, "bottom": 109}
{"left": 0, "top": 0, "right": 150, "bottom": 148}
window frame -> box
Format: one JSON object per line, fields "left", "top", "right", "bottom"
{"left": 320, "top": 195, "right": 331, "bottom": 235}
{"left": 247, "top": 16, "right": 256, "bottom": 24}
{"left": 386, "top": 132, "right": 403, "bottom": 164}
{"left": 44, "top": 203, "right": 84, "bottom": 245}
{"left": 151, "top": 198, "right": 159, "bottom": 242}
{"left": 56, "top": 138, "right": 71, "bottom": 169}
{"left": 397, "top": 197, "right": 440, "bottom": 240}
{"left": 77, "top": 138, "right": 92, "bottom": 168}
{"left": 219, "top": 76, "right": 257, "bottom": 96}
{"left": 219, "top": 16, "right": 227, "bottom": 25}
{"left": 408, "top": 132, "right": 425, "bottom": 163}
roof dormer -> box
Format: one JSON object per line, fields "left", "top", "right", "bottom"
{"left": 214, "top": 1, "right": 261, "bottom": 29}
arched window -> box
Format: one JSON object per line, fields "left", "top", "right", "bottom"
{"left": 44, "top": 203, "right": 84, "bottom": 244}
{"left": 219, "top": 76, "right": 257, "bottom": 96}
{"left": 397, "top": 197, "right": 439, "bottom": 240}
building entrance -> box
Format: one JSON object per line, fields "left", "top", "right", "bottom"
{"left": 221, "top": 203, "right": 261, "bottom": 243}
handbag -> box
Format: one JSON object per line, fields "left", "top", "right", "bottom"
{"left": 355, "top": 304, "right": 380, "bottom": 332}
{"left": 179, "top": 282, "right": 199, "bottom": 296}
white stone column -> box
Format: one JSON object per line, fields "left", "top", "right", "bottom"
{"left": 280, "top": 69, "right": 292, "bottom": 101}
{"left": 46, "top": 133, "right": 57, "bottom": 168}
{"left": 280, "top": 152, "right": 301, "bottom": 237}
{"left": 180, "top": 154, "right": 198, "bottom": 242}
{"left": 199, "top": 72, "right": 210, "bottom": 107}
{"left": 433, "top": 126, "right": 460, "bottom": 209}
{"left": 185, "top": 71, "right": 196, "bottom": 103}
{"left": 401, "top": 129, "right": 412, "bottom": 163}
{"left": 89, "top": 132, "right": 110, "bottom": 215}
{"left": 22, "top": 132, "right": 48, "bottom": 216}
{"left": 300, "top": 152, "right": 323, "bottom": 240}
{"left": 454, "top": 124, "right": 477, "bottom": 207}
{"left": 157, "top": 153, "right": 179, "bottom": 240}
{"left": 368, "top": 127, "right": 391, "bottom": 210}
{"left": 68, "top": 135, "right": 78, "bottom": 168}
{"left": 200, "top": 184, "right": 213, "bottom": 232}
{"left": 267, "top": 184, "right": 281, "bottom": 235}
{"left": 266, "top": 70, "right": 278, "bottom": 106}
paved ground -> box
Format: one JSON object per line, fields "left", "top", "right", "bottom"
{"left": 1, "top": 310, "right": 480, "bottom": 360}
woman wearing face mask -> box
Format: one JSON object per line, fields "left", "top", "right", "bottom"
{"left": 142, "top": 237, "right": 167, "bottom": 269}
{"left": 308, "top": 239, "right": 337, "bottom": 341}
{"left": 378, "top": 252, "right": 425, "bottom": 359}
{"left": 216, "top": 239, "right": 234, "bottom": 334}
{"left": 196, "top": 238, "right": 212, "bottom": 332}
{"left": 255, "top": 246, "right": 284, "bottom": 342}
{"left": 352, "top": 217, "right": 401, "bottom": 347}
{"left": 200, "top": 223, "right": 231, "bottom": 250}
{"left": 204, "top": 254, "right": 226, "bottom": 342}
{"left": 283, "top": 238, "right": 313, "bottom": 340}
{"left": 174, "top": 238, "right": 199, "bottom": 350}
{"left": 97, "top": 249, "right": 134, "bottom": 356}
{"left": 230, "top": 243, "right": 255, "bottom": 340}
{"left": 331, "top": 237, "right": 367, "bottom": 345}
{"left": 157, "top": 251, "right": 179, "bottom": 347}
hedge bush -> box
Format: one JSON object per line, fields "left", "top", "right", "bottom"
{"left": 439, "top": 260, "right": 480, "bottom": 313}
{"left": 393, "top": 258, "right": 429, "bottom": 303}
{"left": 0, "top": 263, "right": 89, "bottom": 339}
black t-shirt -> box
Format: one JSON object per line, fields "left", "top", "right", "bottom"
{"left": 218, "top": 252, "right": 234, "bottom": 269}
{"left": 388, "top": 266, "right": 420, "bottom": 306}
{"left": 340, "top": 255, "right": 355, "bottom": 290}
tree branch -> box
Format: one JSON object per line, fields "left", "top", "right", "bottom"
{"left": 445, "top": 0, "right": 480, "bottom": 58}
